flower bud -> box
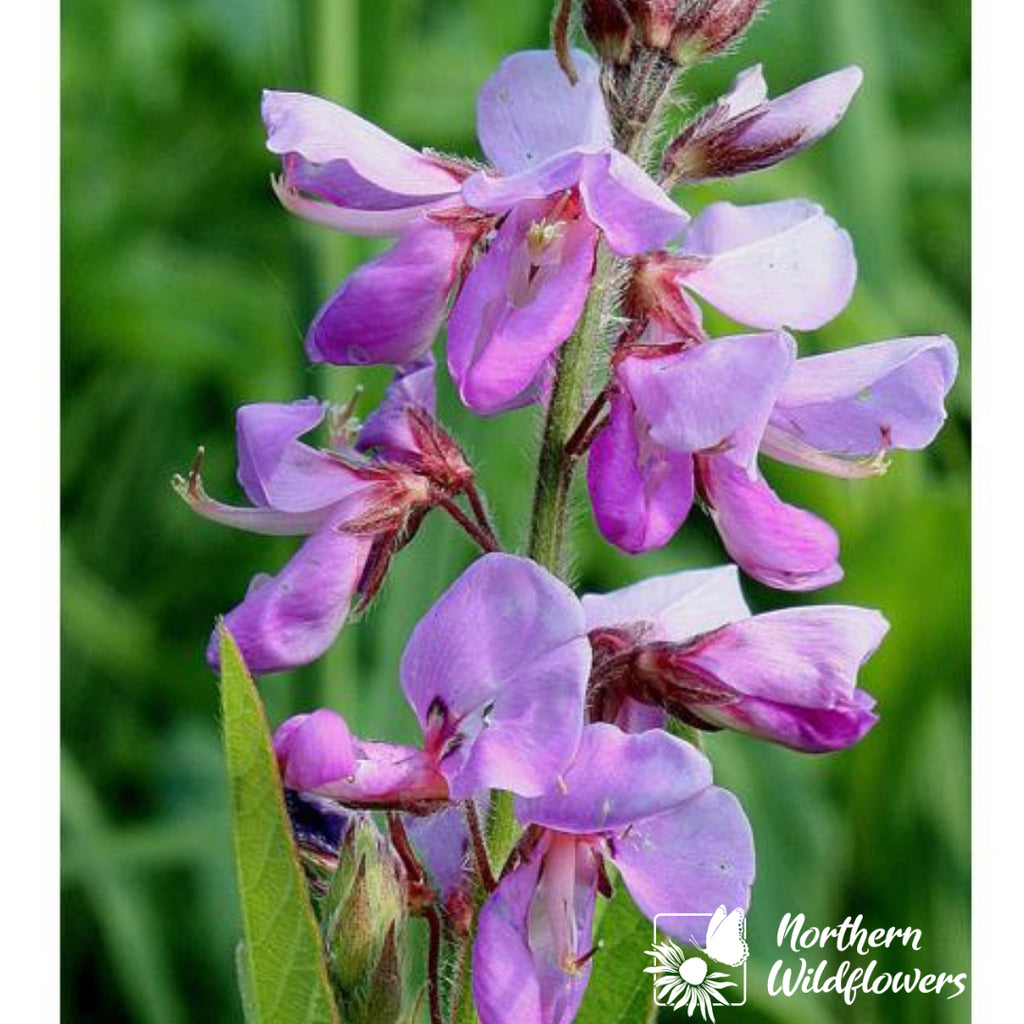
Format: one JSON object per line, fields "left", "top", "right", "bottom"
{"left": 582, "top": 0, "right": 636, "bottom": 65}
{"left": 668, "top": 0, "right": 766, "bottom": 64}
{"left": 322, "top": 815, "right": 409, "bottom": 1024}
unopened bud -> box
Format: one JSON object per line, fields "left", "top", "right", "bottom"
{"left": 323, "top": 815, "right": 408, "bottom": 1024}
{"left": 582, "top": 0, "right": 636, "bottom": 65}
{"left": 669, "top": 0, "right": 766, "bottom": 64}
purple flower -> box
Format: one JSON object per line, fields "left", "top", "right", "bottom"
{"left": 663, "top": 63, "right": 863, "bottom": 183}
{"left": 273, "top": 554, "right": 592, "bottom": 807}
{"left": 583, "top": 565, "right": 888, "bottom": 752}
{"left": 264, "top": 50, "right": 688, "bottom": 413}
{"left": 177, "top": 363, "right": 467, "bottom": 674}
{"left": 635, "top": 198, "right": 858, "bottom": 333}
{"left": 588, "top": 313, "right": 957, "bottom": 588}
{"left": 472, "top": 724, "right": 754, "bottom": 1024}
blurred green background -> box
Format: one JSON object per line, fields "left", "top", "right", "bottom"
{"left": 61, "top": 0, "right": 969, "bottom": 1021}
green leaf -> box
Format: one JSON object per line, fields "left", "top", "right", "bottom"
{"left": 219, "top": 624, "right": 342, "bottom": 1024}
{"left": 575, "top": 887, "right": 655, "bottom": 1024}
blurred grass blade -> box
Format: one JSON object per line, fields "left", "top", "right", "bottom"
{"left": 219, "top": 624, "right": 342, "bottom": 1024}
{"left": 60, "top": 751, "right": 188, "bottom": 1024}
{"left": 574, "top": 887, "right": 654, "bottom": 1024}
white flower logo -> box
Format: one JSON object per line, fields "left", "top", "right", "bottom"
{"left": 645, "top": 906, "right": 749, "bottom": 1019}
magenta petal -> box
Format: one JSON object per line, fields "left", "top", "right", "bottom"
{"left": 474, "top": 838, "right": 598, "bottom": 1024}
{"left": 448, "top": 205, "right": 597, "bottom": 414}
{"left": 582, "top": 565, "right": 750, "bottom": 643}
{"left": 695, "top": 690, "right": 879, "bottom": 752}
{"left": 764, "top": 336, "right": 958, "bottom": 472}
{"left": 516, "top": 724, "right": 712, "bottom": 833}
{"left": 680, "top": 200, "right": 856, "bottom": 330}
{"left": 307, "top": 219, "right": 464, "bottom": 366}
{"left": 262, "top": 90, "right": 460, "bottom": 199}
{"left": 699, "top": 455, "right": 842, "bottom": 591}
{"left": 235, "top": 399, "right": 366, "bottom": 512}
{"left": 475, "top": 50, "right": 611, "bottom": 174}
{"left": 621, "top": 332, "right": 795, "bottom": 455}
{"left": 685, "top": 606, "right": 888, "bottom": 706}
{"left": 273, "top": 709, "right": 357, "bottom": 790}
{"left": 587, "top": 388, "right": 694, "bottom": 554}
{"left": 401, "top": 554, "right": 590, "bottom": 800}
{"left": 579, "top": 151, "right": 689, "bottom": 255}
{"left": 207, "top": 522, "right": 372, "bottom": 675}
{"left": 474, "top": 858, "right": 548, "bottom": 1024}
{"left": 310, "top": 741, "right": 448, "bottom": 804}
{"left": 611, "top": 787, "right": 755, "bottom": 944}
{"left": 356, "top": 358, "right": 436, "bottom": 460}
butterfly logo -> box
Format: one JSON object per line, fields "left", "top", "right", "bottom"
{"left": 645, "top": 906, "right": 749, "bottom": 1019}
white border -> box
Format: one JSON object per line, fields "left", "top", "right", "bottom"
{"left": 2, "top": 0, "right": 60, "bottom": 1018}
{"left": 973, "top": 1, "right": 1024, "bottom": 1019}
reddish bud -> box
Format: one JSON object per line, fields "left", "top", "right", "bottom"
{"left": 582, "top": 0, "right": 636, "bottom": 65}
{"left": 670, "top": 0, "right": 766, "bottom": 63}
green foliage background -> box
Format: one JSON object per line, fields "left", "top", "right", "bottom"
{"left": 61, "top": 1, "right": 969, "bottom": 1021}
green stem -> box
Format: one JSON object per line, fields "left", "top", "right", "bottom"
{"left": 527, "top": 243, "right": 616, "bottom": 576}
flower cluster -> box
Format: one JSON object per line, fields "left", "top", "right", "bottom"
{"left": 179, "top": 3, "right": 957, "bottom": 1022}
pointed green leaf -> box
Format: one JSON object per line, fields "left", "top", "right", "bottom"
{"left": 575, "top": 886, "right": 656, "bottom": 1024}
{"left": 219, "top": 624, "right": 342, "bottom": 1024}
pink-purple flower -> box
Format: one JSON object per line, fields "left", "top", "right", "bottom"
{"left": 176, "top": 361, "right": 474, "bottom": 674}
{"left": 585, "top": 191, "right": 957, "bottom": 589}
{"left": 584, "top": 565, "right": 888, "bottom": 751}
{"left": 472, "top": 724, "right": 754, "bottom": 1024}
{"left": 273, "top": 554, "right": 592, "bottom": 804}
{"left": 265, "top": 49, "right": 688, "bottom": 414}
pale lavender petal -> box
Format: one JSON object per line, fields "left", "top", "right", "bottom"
{"left": 448, "top": 204, "right": 597, "bottom": 414}
{"left": 738, "top": 66, "right": 863, "bottom": 158}
{"left": 611, "top": 787, "right": 755, "bottom": 944}
{"left": 679, "top": 200, "right": 856, "bottom": 330}
{"left": 208, "top": 522, "right": 373, "bottom": 675}
{"left": 461, "top": 152, "right": 587, "bottom": 213}
{"left": 516, "top": 724, "right": 712, "bottom": 833}
{"left": 582, "top": 565, "right": 750, "bottom": 643}
{"left": 579, "top": 150, "right": 689, "bottom": 255}
{"left": 307, "top": 219, "right": 465, "bottom": 366}
{"left": 683, "top": 607, "right": 888, "bottom": 707}
{"left": 621, "top": 332, "right": 795, "bottom": 454}
{"left": 586, "top": 388, "right": 695, "bottom": 554}
{"left": 720, "top": 65, "right": 768, "bottom": 117}
{"left": 698, "top": 455, "right": 842, "bottom": 591}
{"left": 476, "top": 50, "right": 611, "bottom": 174}
{"left": 263, "top": 90, "right": 460, "bottom": 200}
{"left": 356, "top": 358, "right": 437, "bottom": 459}
{"left": 273, "top": 709, "right": 357, "bottom": 791}
{"left": 764, "top": 336, "right": 958, "bottom": 472}
{"left": 236, "top": 399, "right": 367, "bottom": 512}
{"left": 272, "top": 175, "right": 443, "bottom": 237}
{"left": 401, "top": 554, "right": 590, "bottom": 800}
{"left": 175, "top": 480, "right": 334, "bottom": 536}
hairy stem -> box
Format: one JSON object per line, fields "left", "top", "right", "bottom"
{"left": 527, "top": 242, "right": 616, "bottom": 577}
